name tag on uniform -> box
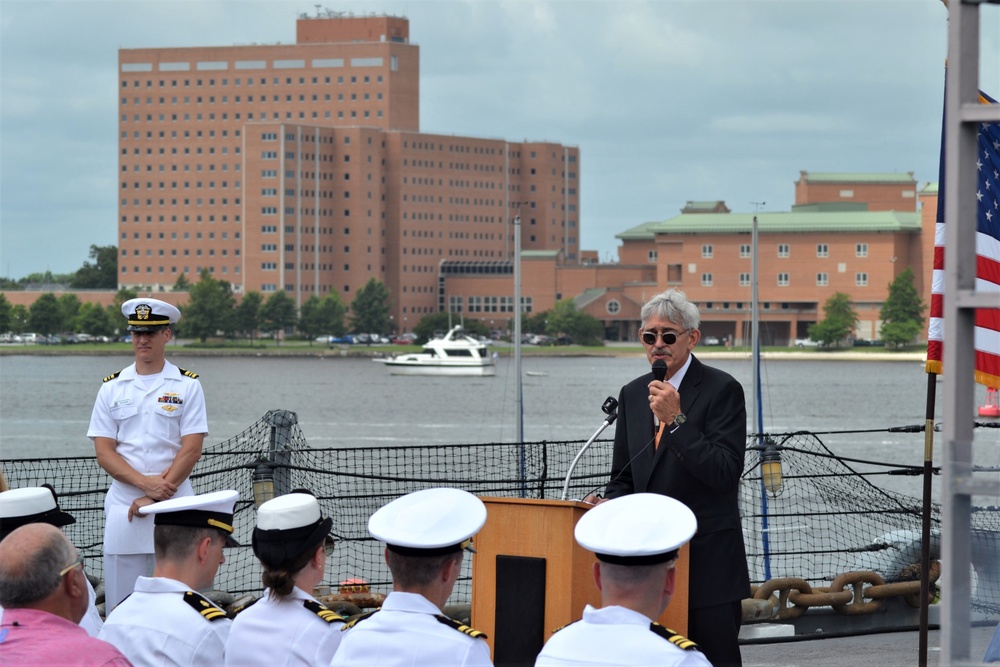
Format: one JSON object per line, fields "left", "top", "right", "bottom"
{"left": 112, "top": 399, "right": 132, "bottom": 408}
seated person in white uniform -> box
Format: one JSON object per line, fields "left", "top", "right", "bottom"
{"left": 0, "top": 486, "right": 105, "bottom": 637}
{"left": 226, "top": 490, "right": 345, "bottom": 667}
{"left": 99, "top": 490, "right": 239, "bottom": 667}
{"left": 535, "top": 493, "right": 711, "bottom": 667}
{"left": 330, "top": 487, "right": 493, "bottom": 667}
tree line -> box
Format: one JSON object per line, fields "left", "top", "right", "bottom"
{"left": 0, "top": 269, "right": 606, "bottom": 346}
{"left": 0, "top": 244, "right": 923, "bottom": 347}
{"left": 0, "top": 245, "right": 118, "bottom": 291}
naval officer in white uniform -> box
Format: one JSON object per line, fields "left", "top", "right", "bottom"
{"left": 0, "top": 486, "right": 105, "bottom": 637}
{"left": 88, "top": 297, "right": 208, "bottom": 611}
{"left": 99, "top": 490, "right": 238, "bottom": 667}
{"left": 330, "top": 487, "right": 493, "bottom": 667}
{"left": 226, "top": 491, "right": 346, "bottom": 667}
{"left": 535, "top": 493, "right": 710, "bottom": 667}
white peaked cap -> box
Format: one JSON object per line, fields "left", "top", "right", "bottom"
{"left": 257, "top": 493, "right": 322, "bottom": 531}
{"left": 139, "top": 489, "right": 240, "bottom": 546}
{"left": 369, "top": 487, "right": 486, "bottom": 556}
{"left": 575, "top": 493, "right": 697, "bottom": 565}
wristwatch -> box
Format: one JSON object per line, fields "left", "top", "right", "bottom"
{"left": 672, "top": 413, "right": 686, "bottom": 427}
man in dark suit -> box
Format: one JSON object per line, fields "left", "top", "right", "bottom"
{"left": 601, "top": 288, "right": 749, "bottom": 667}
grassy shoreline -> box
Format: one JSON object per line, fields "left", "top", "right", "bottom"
{"left": 0, "top": 341, "right": 928, "bottom": 361}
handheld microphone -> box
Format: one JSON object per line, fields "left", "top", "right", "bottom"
{"left": 560, "top": 396, "right": 619, "bottom": 501}
{"left": 586, "top": 362, "right": 668, "bottom": 500}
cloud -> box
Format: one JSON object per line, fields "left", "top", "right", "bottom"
{"left": 0, "top": 0, "right": 996, "bottom": 278}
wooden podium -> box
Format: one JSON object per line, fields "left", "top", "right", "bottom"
{"left": 471, "top": 496, "right": 688, "bottom": 666}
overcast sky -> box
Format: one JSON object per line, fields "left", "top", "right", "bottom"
{"left": 1, "top": 0, "right": 997, "bottom": 278}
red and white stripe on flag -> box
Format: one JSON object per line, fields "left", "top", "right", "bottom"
{"left": 926, "top": 91, "right": 1000, "bottom": 389}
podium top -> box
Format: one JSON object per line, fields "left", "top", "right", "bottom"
{"left": 477, "top": 496, "right": 594, "bottom": 510}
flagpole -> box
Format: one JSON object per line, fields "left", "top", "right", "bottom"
{"left": 918, "top": 372, "right": 936, "bottom": 667}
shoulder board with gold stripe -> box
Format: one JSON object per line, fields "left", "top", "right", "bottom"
{"left": 341, "top": 609, "right": 378, "bottom": 631}
{"left": 103, "top": 371, "right": 123, "bottom": 383}
{"left": 435, "top": 614, "right": 488, "bottom": 639}
{"left": 183, "top": 591, "right": 228, "bottom": 622}
{"left": 231, "top": 596, "right": 259, "bottom": 616}
{"left": 177, "top": 368, "right": 199, "bottom": 379}
{"left": 304, "top": 599, "right": 345, "bottom": 624}
{"left": 649, "top": 623, "right": 699, "bottom": 650}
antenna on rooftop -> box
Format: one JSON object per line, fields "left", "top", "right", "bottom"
{"left": 751, "top": 201, "right": 766, "bottom": 215}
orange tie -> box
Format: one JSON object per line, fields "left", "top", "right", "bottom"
{"left": 654, "top": 420, "right": 667, "bottom": 450}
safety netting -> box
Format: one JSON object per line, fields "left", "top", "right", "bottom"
{"left": 3, "top": 410, "right": 999, "bottom": 617}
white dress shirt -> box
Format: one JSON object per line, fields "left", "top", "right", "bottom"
{"left": 99, "top": 576, "right": 230, "bottom": 667}
{"left": 225, "top": 586, "right": 345, "bottom": 667}
{"left": 535, "top": 604, "right": 711, "bottom": 667}
{"left": 88, "top": 360, "right": 207, "bottom": 555}
{"left": 330, "top": 591, "right": 492, "bottom": 667}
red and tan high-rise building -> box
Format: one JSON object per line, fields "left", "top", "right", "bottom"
{"left": 118, "top": 13, "right": 580, "bottom": 325}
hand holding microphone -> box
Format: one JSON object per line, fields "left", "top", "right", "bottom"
{"left": 648, "top": 359, "right": 683, "bottom": 429}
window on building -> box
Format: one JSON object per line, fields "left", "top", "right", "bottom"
{"left": 739, "top": 244, "right": 751, "bottom": 258}
{"left": 817, "top": 272, "right": 829, "bottom": 286}
{"left": 701, "top": 273, "right": 713, "bottom": 287}
{"left": 856, "top": 272, "right": 868, "bottom": 286}
{"left": 606, "top": 300, "right": 621, "bottom": 314}
{"left": 777, "top": 244, "right": 790, "bottom": 258}
{"left": 817, "top": 243, "right": 829, "bottom": 258}
{"left": 739, "top": 273, "right": 751, "bottom": 287}
{"left": 648, "top": 249, "right": 658, "bottom": 263}
{"left": 777, "top": 273, "right": 790, "bottom": 286}
{"left": 701, "top": 244, "right": 713, "bottom": 259}
{"left": 856, "top": 243, "right": 868, "bottom": 258}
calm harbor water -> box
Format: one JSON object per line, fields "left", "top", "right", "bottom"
{"left": 1, "top": 351, "right": 996, "bottom": 500}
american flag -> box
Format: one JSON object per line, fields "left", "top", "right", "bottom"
{"left": 926, "top": 91, "right": 1000, "bottom": 389}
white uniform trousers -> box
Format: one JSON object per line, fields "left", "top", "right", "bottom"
{"left": 104, "top": 553, "right": 155, "bottom": 612}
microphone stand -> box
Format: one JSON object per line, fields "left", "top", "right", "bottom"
{"left": 560, "top": 398, "right": 618, "bottom": 501}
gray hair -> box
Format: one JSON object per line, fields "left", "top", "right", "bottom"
{"left": 640, "top": 289, "right": 700, "bottom": 330}
{"left": 0, "top": 526, "right": 74, "bottom": 607}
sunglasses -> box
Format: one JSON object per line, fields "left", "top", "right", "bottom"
{"left": 59, "top": 554, "right": 84, "bottom": 578}
{"left": 641, "top": 330, "right": 688, "bottom": 346}
{"left": 324, "top": 537, "right": 335, "bottom": 557}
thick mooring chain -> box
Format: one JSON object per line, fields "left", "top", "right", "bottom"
{"left": 745, "top": 564, "right": 941, "bottom": 622}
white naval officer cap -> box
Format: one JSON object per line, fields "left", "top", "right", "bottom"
{"left": 575, "top": 493, "right": 697, "bottom": 565}
{"left": 368, "top": 487, "right": 486, "bottom": 557}
{"left": 139, "top": 489, "right": 241, "bottom": 547}
{"left": 0, "top": 486, "right": 76, "bottom": 540}
{"left": 122, "top": 297, "right": 181, "bottom": 332}
{"left": 253, "top": 491, "right": 333, "bottom": 570}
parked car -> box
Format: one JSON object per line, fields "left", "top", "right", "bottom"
{"left": 392, "top": 333, "right": 417, "bottom": 345}
{"left": 702, "top": 336, "right": 721, "bottom": 346}
{"left": 20, "top": 333, "right": 40, "bottom": 344}
{"left": 794, "top": 338, "right": 820, "bottom": 348}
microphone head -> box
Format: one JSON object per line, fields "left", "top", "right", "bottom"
{"left": 651, "top": 360, "right": 667, "bottom": 382}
